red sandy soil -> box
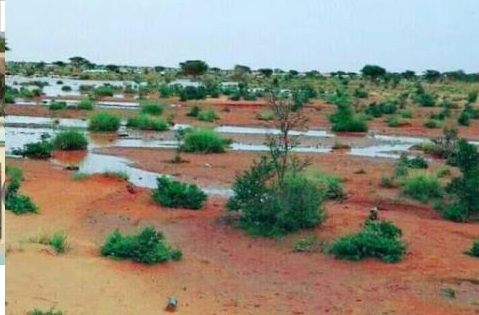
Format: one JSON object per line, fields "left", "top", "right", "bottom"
{"left": 6, "top": 100, "right": 479, "bottom": 140}
{"left": 6, "top": 151, "right": 479, "bottom": 314}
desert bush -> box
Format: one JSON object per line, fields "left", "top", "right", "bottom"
{"left": 12, "top": 135, "right": 53, "bottom": 159}
{"left": 127, "top": 114, "right": 168, "bottom": 131}
{"left": 152, "top": 176, "right": 207, "bottom": 210}
{"left": 467, "top": 91, "right": 478, "bottom": 103}
{"left": 330, "top": 97, "right": 368, "bottom": 132}
{"left": 197, "top": 108, "right": 218, "bottom": 122}
{"left": 423, "top": 118, "right": 441, "bottom": 129}
{"left": 327, "top": 219, "right": 406, "bottom": 263}
{"left": 48, "top": 231, "right": 69, "bottom": 254}
{"left": 228, "top": 161, "right": 326, "bottom": 237}
{"left": 443, "top": 139, "right": 479, "bottom": 221}
{"left": 6, "top": 178, "right": 38, "bottom": 214}
{"left": 466, "top": 240, "right": 479, "bottom": 257}
{"left": 256, "top": 109, "right": 274, "bottom": 121}
{"left": 401, "top": 173, "right": 444, "bottom": 203}
{"left": 399, "top": 109, "right": 413, "bottom": 119}
{"left": 413, "top": 91, "right": 436, "bottom": 107}
{"left": 407, "top": 156, "right": 428, "bottom": 169}
{"left": 186, "top": 105, "right": 200, "bottom": 117}
{"left": 293, "top": 236, "right": 316, "bottom": 252}
{"left": 28, "top": 308, "right": 64, "bottom": 315}
{"left": 94, "top": 85, "right": 115, "bottom": 97}
{"left": 48, "top": 100, "right": 67, "bottom": 111}
{"left": 458, "top": 110, "right": 470, "bottom": 126}
{"left": 52, "top": 129, "right": 88, "bottom": 150}
{"left": 88, "top": 111, "right": 121, "bottom": 132}
{"left": 380, "top": 175, "right": 396, "bottom": 188}
{"left": 6, "top": 165, "right": 23, "bottom": 182}
{"left": 179, "top": 86, "right": 207, "bottom": 101}
{"left": 307, "top": 171, "right": 346, "bottom": 200}
{"left": 182, "top": 128, "right": 227, "bottom": 153}
{"left": 100, "top": 226, "right": 182, "bottom": 264}
{"left": 140, "top": 102, "right": 164, "bottom": 116}
{"left": 61, "top": 85, "right": 72, "bottom": 92}
{"left": 78, "top": 97, "right": 94, "bottom": 110}
{"left": 353, "top": 88, "right": 369, "bottom": 98}
{"left": 385, "top": 115, "right": 402, "bottom": 127}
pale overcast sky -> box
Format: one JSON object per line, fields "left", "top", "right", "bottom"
{"left": 6, "top": 0, "right": 479, "bottom": 72}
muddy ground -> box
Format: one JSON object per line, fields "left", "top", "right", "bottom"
{"left": 6, "top": 150, "right": 479, "bottom": 314}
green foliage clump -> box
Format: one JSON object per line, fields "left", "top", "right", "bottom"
{"left": 88, "top": 111, "right": 121, "bottom": 132}
{"left": 78, "top": 97, "right": 94, "bottom": 110}
{"left": 256, "top": 109, "right": 274, "bottom": 121}
{"left": 443, "top": 139, "right": 479, "bottom": 222}
{"left": 182, "top": 128, "right": 227, "bottom": 153}
{"left": 186, "top": 105, "right": 200, "bottom": 117}
{"left": 52, "top": 129, "right": 88, "bottom": 151}
{"left": 127, "top": 114, "right": 169, "bottom": 131}
{"left": 327, "top": 219, "right": 406, "bottom": 263}
{"left": 423, "top": 118, "right": 441, "bottom": 129}
{"left": 28, "top": 308, "right": 64, "bottom": 315}
{"left": 94, "top": 85, "right": 115, "bottom": 97}
{"left": 401, "top": 173, "right": 444, "bottom": 203}
{"left": 306, "top": 171, "right": 346, "bottom": 200}
{"left": 228, "top": 159, "right": 326, "bottom": 237}
{"left": 179, "top": 86, "right": 207, "bottom": 101}
{"left": 330, "top": 95, "right": 368, "bottom": 132}
{"left": 466, "top": 240, "right": 479, "bottom": 257}
{"left": 197, "top": 108, "right": 218, "bottom": 122}
{"left": 140, "top": 102, "right": 164, "bottom": 116}
{"left": 152, "top": 176, "right": 207, "bottom": 210}
{"left": 12, "top": 135, "right": 53, "bottom": 159}
{"left": 48, "top": 100, "right": 67, "bottom": 110}
{"left": 467, "top": 91, "right": 478, "bottom": 103}
{"left": 6, "top": 177, "right": 38, "bottom": 215}
{"left": 100, "top": 226, "right": 182, "bottom": 264}
{"left": 61, "top": 85, "right": 72, "bottom": 92}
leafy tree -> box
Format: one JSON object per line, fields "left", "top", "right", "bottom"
{"left": 361, "top": 65, "right": 387, "bottom": 80}
{"left": 258, "top": 68, "right": 273, "bottom": 77}
{"left": 69, "top": 56, "right": 91, "bottom": 69}
{"left": 423, "top": 70, "right": 442, "bottom": 83}
{"left": 179, "top": 60, "right": 209, "bottom": 76}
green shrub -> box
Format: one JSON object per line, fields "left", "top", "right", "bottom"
{"left": 100, "top": 226, "right": 182, "bottom": 264}
{"left": 52, "top": 129, "right": 88, "bottom": 150}
{"left": 330, "top": 97, "right": 368, "bottom": 132}
{"left": 186, "top": 105, "right": 200, "bottom": 117}
{"left": 229, "top": 162, "right": 325, "bottom": 237}
{"left": 401, "top": 173, "right": 444, "bottom": 203}
{"left": 6, "top": 178, "right": 38, "bottom": 215}
{"left": 197, "top": 108, "right": 217, "bottom": 122}
{"left": 152, "top": 176, "right": 207, "bottom": 210}
{"left": 413, "top": 91, "right": 436, "bottom": 107}
{"left": 127, "top": 115, "right": 169, "bottom": 131}
{"left": 88, "top": 111, "right": 121, "bottom": 132}
{"left": 458, "top": 110, "right": 470, "bottom": 126}
{"left": 28, "top": 308, "right": 64, "bottom": 315}
{"left": 307, "top": 171, "right": 346, "bottom": 200}
{"left": 48, "top": 100, "right": 67, "bottom": 110}
{"left": 399, "top": 109, "right": 413, "bottom": 119}
{"left": 78, "top": 97, "right": 94, "bottom": 110}
{"left": 256, "top": 109, "right": 274, "bottom": 121}
{"left": 293, "top": 236, "right": 316, "bottom": 252}
{"left": 182, "top": 128, "right": 227, "bottom": 153}
{"left": 407, "top": 156, "right": 429, "bottom": 169}
{"left": 386, "top": 115, "right": 402, "bottom": 127}
{"left": 140, "top": 102, "right": 164, "bottom": 116}
{"left": 466, "top": 240, "right": 479, "bottom": 257}
{"left": 12, "top": 136, "right": 53, "bottom": 159}
{"left": 423, "top": 119, "right": 441, "bottom": 129}
{"left": 48, "top": 231, "right": 69, "bottom": 254}
{"left": 327, "top": 219, "right": 406, "bottom": 263}
{"left": 380, "top": 175, "right": 396, "bottom": 188}
{"left": 467, "top": 91, "right": 478, "bottom": 103}
{"left": 179, "top": 86, "right": 207, "bottom": 101}
{"left": 94, "top": 85, "right": 115, "bottom": 97}
{"left": 6, "top": 165, "right": 23, "bottom": 182}
{"left": 61, "top": 85, "right": 72, "bottom": 92}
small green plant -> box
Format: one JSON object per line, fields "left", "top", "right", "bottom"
{"left": 385, "top": 115, "right": 402, "bottom": 127}
{"left": 48, "top": 100, "right": 67, "bottom": 111}
{"left": 100, "top": 226, "right": 182, "bottom": 264}
{"left": 140, "top": 102, "right": 164, "bottom": 116}
{"left": 467, "top": 91, "right": 478, "bottom": 103}
{"left": 38, "top": 230, "right": 69, "bottom": 254}
{"left": 186, "top": 105, "right": 200, "bottom": 117}
{"left": 127, "top": 114, "right": 169, "bottom": 131}
{"left": 256, "top": 109, "right": 274, "bottom": 121}
{"left": 401, "top": 173, "right": 444, "bottom": 203}
{"left": 182, "top": 128, "right": 227, "bottom": 153}
{"left": 61, "top": 85, "right": 72, "bottom": 92}
{"left": 6, "top": 178, "right": 38, "bottom": 215}
{"left": 293, "top": 236, "right": 317, "bottom": 252}
{"left": 12, "top": 135, "right": 53, "bottom": 159}
{"left": 307, "top": 171, "right": 346, "bottom": 200}
{"left": 330, "top": 96, "right": 368, "bottom": 132}
{"left": 78, "top": 97, "right": 94, "bottom": 110}
{"left": 198, "top": 108, "right": 218, "bottom": 122}
{"left": 380, "top": 175, "right": 396, "bottom": 188}
{"left": 423, "top": 118, "right": 441, "bottom": 129}
{"left": 88, "top": 111, "right": 121, "bottom": 132}
{"left": 457, "top": 110, "right": 470, "bottom": 126}
{"left": 28, "top": 308, "right": 64, "bottom": 315}
{"left": 399, "top": 109, "right": 413, "bottom": 119}
{"left": 6, "top": 165, "right": 24, "bottom": 182}
{"left": 407, "top": 156, "right": 428, "bottom": 169}
{"left": 152, "top": 176, "right": 207, "bottom": 210}
{"left": 465, "top": 240, "right": 479, "bottom": 257}
{"left": 327, "top": 219, "right": 406, "bottom": 263}
{"left": 52, "top": 129, "right": 88, "bottom": 150}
